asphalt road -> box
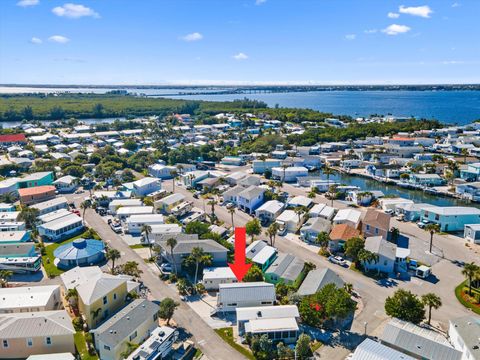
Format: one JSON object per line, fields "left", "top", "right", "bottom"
{"left": 66, "top": 192, "right": 246, "bottom": 360}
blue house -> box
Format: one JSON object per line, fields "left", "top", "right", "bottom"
{"left": 460, "top": 163, "right": 480, "bottom": 181}
{"left": 17, "top": 172, "right": 54, "bottom": 189}
{"left": 409, "top": 174, "right": 444, "bottom": 187}
{"left": 237, "top": 186, "right": 265, "bottom": 214}
{"left": 420, "top": 206, "right": 480, "bottom": 232}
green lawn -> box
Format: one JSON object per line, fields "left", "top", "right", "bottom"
{"left": 41, "top": 230, "right": 100, "bottom": 278}
{"left": 455, "top": 280, "right": 480, "bottom": 315}
{"left": 74, "top": 331, "right": 99, "bottom": 360}
{"left": 129, "top": 243, "right": 149, "bottom": 249}
{"left": 214, "top": 328, "right": 255, "bottom": 360}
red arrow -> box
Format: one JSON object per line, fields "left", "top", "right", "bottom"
{"left": 228, "top": 227, "right": 252, "bottom": 282}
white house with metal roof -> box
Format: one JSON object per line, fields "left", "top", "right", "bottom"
{"left": 246, "top": 240, "right": 278, "bottom": 272}
{"left": 0, "top": 285, "right": 61, "bottom": 313}
{"left": 216, "top": 282, "right": 276, "bottom": 312}
{"left": 333, "top": 208, "right": 362, "bottom": 228}
{"left": 116, "top": 206, "right": 154, "bottom": 221}
{"left": 125, "top": 214, "right": 164, "bottom": 235}
{"left": 38, "top": 213, "right": 84, "bottom": 242}
{"left": 449, "top": 316, "right": 480, "bottom": 360}
{"left": 351, "top": 338, "right": 415, "bottom": 360}
{"left": 31, "top": 196, "right": 68, "bottom": 216}
{"left": 202, "top": 267, "right": 237, "bottom": 290}
{"left": 255, "top": 200, "right": 284, "bottom": 223}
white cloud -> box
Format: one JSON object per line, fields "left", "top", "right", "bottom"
{"left": 452, "top": 2, "right": 460, "bottom": 7}
{"left": 388, "top": 12, "right": 400, "bottom": 18}
{"left": 399, "top": 5, "right": 433, "bottom": 18}
{"left": 17, "top": 0, "right": 39, "bottom": 7}
{"left": 255, "top": 0, "right": 267, "bottom": 5}
{"left": 52, "top": 3, "right": 100, "bottom": 18}
{"left": 345, "top": 34, "right": 356, "bottom": 40}
{"left": 48, "top": 35, "right": 70, "bottom": 43}
{"left": 382, "top": 24, "right": 411, "bottom": 35}
{"left": 233, "top": 52, "right": 248, "bottom": 60}
{"left": 364, "top": 29, "right": 378, "bottom": 34}
{"left": 181, "top": 32, "right": 203, "bottom": 42}
{"left": 30, "top": 37, "right": 42, "bottom": 44}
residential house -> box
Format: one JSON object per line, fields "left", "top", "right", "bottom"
{"left": 456, "top": 182, "right": 480, "bottom": 202}
{"left": 350, "top": 338, "right": 415, "bottom": 360}
{"left": 155, "top": 193, "right": 185, "bottom": 214}
{"left": 125, "top": 326, "right": 178, "bottom": 360}
{"left": 0, "top": 243, "right": 41, "bottom": 273}
{"left": 236, "top": 305, "right": 300, "bottom": 344}
{"left": 131, "top": 177, "right": 162, "bottom": 197}
{"left": 409, "top": 174, "right": 444, "bottom": 187}
{"left": 148, "top": 164, "right": 177, "bottom": 179}
{"left": 222, "top": 185, "right": 246, "bottom": 204}
{"left": 246, "top": 240, "right": 277, "bottom": 272}
{"left": 362, "top": 209, "right": 391, "bottom": 240}
{"left": 18, "top": 186, "right": 56, "bottom": 205}
{"left": 116, "top": 206, "right": 154, "bottom": 221}
{"left": 381, "top": 318, "right": 462, "bottom": 360}
{"left": 271, "top": 166, "right": 308, "bottom": 182}
{"left": 76, "top": 273, "right": 128, "bottom": 328}
{"left": 0, "top": 231, "right": 30, "bottom": 244}
{"left": 363, "top": 236, "right": 396, "bottom": 274}
{"left": 91, "top": 299, "right": 159, "bottom": 360}
{"left": 300, "top": 217, "right": 332, "bottom": 242}
{"left": 287, "top": 195, "right": 313, "bottom": 209}
{"left": 460, "top": 162, "right": 480, "bottom": 181}
{"left": 333, "top": 208, "right": 362, "bottom": 229}
{"left": 221, "top": 156, "right": 244, "bottom": 166}
{"left": 237, "top": 186, "right": 265, "bottom": 214}
{"left": 329, "top": 224, "right": 360, "bottom": 252}
{"left": 264, "top": 253, "right": 304, "bottom": 285}
{"left": 0, "top": 133, "right": 27, "bottom": 146}
{"left": 449, "top": 316, "right": 480, "bottom": 360}
{"left": 125, "top": 214, "right": 164, "bottom": 235}
{"left": 31, "top": 196, "right": 68, "bottom": 216}
{"left": 276, "top": 209, "right": 300, "bottom": 233}
{"left": 53, "top": 175, "right": 78, "bottom": 193}
{"left": 297, "top": 268, "right": 344, "bottom": 297}
{"left": 464, "top": 224, "right": 480, "bottom": 244}
{"left": 17, "top": 172, "right": 54, "bottom": 189}
{"left": 0, "top": 310, "right": 75, "bottom": 359}
{"left": 216, "top": 282, "right": 276, "bottom": 312}
{"left": 38, "top": 213, "right": 84, "bottom": 242}
{"left": 252, "top": 159, "right": 283, "bottom": 174}
{"left": 0, "top": 285, "right": 61, "bottom": 313}
{"left": 202, "top": 267, "right": 237, "bottom": 290}
{"left": 255, "top": 200, "right": 284, "bottom": 224}
{"left": 0, "top": 178, "right": 19, "bottom": 196}
{"left": 421, "top": 206, "right": 480, "bottom": 232}
{"left": 108, "top": 199, "right": 143, "bottom": 215}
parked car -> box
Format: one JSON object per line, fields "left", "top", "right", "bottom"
{"left": 328, "top": 255, "right": 347, "bottom": 266}
{"left": 385, "top": 209, "right": 394, "bottom": 215}
{"left": 160, "top": 263, "right": 172, "bottom": 274}
{"left": 110, "top": 221, "right": 122, "bottom": 233}
{"left": 417, "top": 220, "right": 430, "bottom": 229}
{"left": 225, "top": 202, "right": 235, "bottom": 210}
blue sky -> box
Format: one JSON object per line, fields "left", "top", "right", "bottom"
{"left": 1, "top": 0, "right": 479, "bottom": 85}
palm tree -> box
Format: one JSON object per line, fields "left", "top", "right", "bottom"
{"left": 461, "top": 262, "right": 479, "bottom": 296}
{"left": 207, "top": 197, "right": 218, "bottom": 222}
{"left": 120, "top": 341, "right": 139, "bottom": 358}
{"left": 281, "top": 164, "right": 289, "bottom": 185}
{"left": 322, "top": 165, "right": 336, "bottom": 186}
{"left": 166, "top": 237, "right": 178, "bottom": 274}
{"left": 344, "top": 283, "right": 353, "bottom": 294}
{"left": 461, "top": 148, "right": 469, "bottom": 163}
{"left": 0, "top": 270, "right": 13, "bottom": 288}
{"left": 266, "top": 222, "right": 279, "bottom": 247}
{"left": 171, "top": 170, "right": 178, "bottom": 193}
{"left": 18, "top": 206, "right": 39, "bottom": 231}
{"left": 105, "top": 247, "right": 121, "bottom": 273}
{"left": 421, "top": 293, "right": 442, "bottom": 325}
{"left": 390, "top": 227, "right": 400, "bottom": 243}
{"left": 141, "top": 224, "right": 153, "bottom": 258}
{"left": 307, "top": 187, "right": 317, "bottom": 199}
{"left": 228, "top": 207, "right": 235, "bottom": 228}
{"left": 65, "top": 288, "right": 79, "bottom": 313}
{"left": 80, "top": 200, "right": 91, "bottom": 225}
{"left": 191, "top": 247, "right": 212, "bottom": 286}
{"left": 315, "top": 232, "right": 330, "bottom": 249}
{"left": 327, "top": 184, "right": 338, "bottom": 207}
{"left": 90, "top": 307, "right": 102, "bottom": 324}
{"left": 424, "top": 223, "right": 440, "bottom": 253}
{"left": 294, "top": 206, "right": 307, "bottom": 227}
{"left": 358, "top": 249, "right": 379, "bottom": 270}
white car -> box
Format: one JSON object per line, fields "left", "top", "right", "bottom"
{"left": 329, "top": 255, "right": 347, "bottom": 266}
{"left": 160, "top": 263, "right": 172, "bottom": 274}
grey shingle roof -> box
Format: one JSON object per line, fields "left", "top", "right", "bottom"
{"left": 266, "top": 253, "right": 304, "bottom": 282}
{"left": 238, "top": 185, "right": 265, "bottom": 200}
{"left": 0, "top": 310, "right": 74, "bottom": 338}
{"left": 91, "top": 299, "right": 159, "bottom": 347}
{"left": 297, "top": 268, "right": 345, "bottom": 296}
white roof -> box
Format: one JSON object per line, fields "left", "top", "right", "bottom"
{"left": 0, "top": 310, "right": 75, "bottom": 338}
{"left": 319, "top": 205, "right": 335, "bottom": 218}
{"left": 0, "top": 231, "right": 28, "bottom": 242}
{"left": 0, "top": 212, "right": 19, "bottom": 221}
{"left": 0, "top": 285, "right": 60, "bottom": 311}
{"left": 236, "top": 305, "right": 299, "bottom": 322}
{"left": 396, "top": 247, "right": 410, "bottom": 259}
{"left": 333, "top": 208, "right": 362, "bottom": 223}
{"left": 309, "top": 203, "right": 326, "bottom": 214}
{"left": 287, "top": 196, "right": 312, "bottom": 208}
{"left": 256, "top": 200, "right": 284, "bottom": 214}
{"left": 352, "top": 338, "right": 415, "bottom": 360}
{"left": 218, "top": 282, "right": 275, "bottom": 303}
{"left": 160, "top": 193, "right": 185, "bottom": 205}
{"left": 133, "top": 177, "right": 160, "bottom": 187}
{"left": 252, "top": 246, "right": 277, "bottom": 265}
{"left": 40, "top": 213, "right": 82, "bottom": 231}
{"left": 60, "top": 266, "right": 103, "bottom": 290}
{"left": 117, "top": 206, "right": 154, "bottom": 215}
{"left": 126, "top": 214, "right": 164, "bottom": 224}
{"left": 277, "top": 209, "right": 297, "bottom": 223}
{"left": 245, "top": 317, "right": 298, "bottom": 333}
{"left": 76, "top": 273, "right": 126, "bottom": 305}
{"left": 38, "top": 209, "right": 72, "bottom": 224}
{"left": 150, "top": 224, "right": 182, "bottom": 234}
{"left": 203, "top": 267, "right": 236, "bottom": 280}
{"left": 424, "top": 206, "right": 480, "bottom": 216}
{"left": 110, "top": 199, "right": 143, "bottom": 207}
{"left": 27, "top": 353, "right": 75, "bottom": 360}
{"left": 31, "top": 196, "right": 68, "bottom": 212}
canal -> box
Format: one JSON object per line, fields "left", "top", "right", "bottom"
{"left": 313, "top": 170, "right": 480, "bottom": 209}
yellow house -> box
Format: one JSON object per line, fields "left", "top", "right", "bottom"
{"left": 92, "top": 299, "right": 160, "bottom": 360}
{"left": 0, "top": 310, "right": 75, "bottom": 359}
{"left": 76, "top": 273, "right": 128, "bottom": 329}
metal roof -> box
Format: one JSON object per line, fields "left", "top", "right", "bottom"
{"left": 0, "top": 285, "right": 60, "bottom": 311}
{"left": 236, "top": 305, "right": 299, "bottom": 322}
{"left": 352, "top": 338, "right": 415, "bottom": 360}
{"left": 0, "top": 310, "right": 74, "bottom": 338}
{"left": 297, "top": 268, "right": 345, "bottom": 297}
{"left": 449, "top": 316, "right": 480, "bottom": 360}
{"left": 218, "top": 282, "right": 275, "bottom": 303}
{"left": 245, "top": 317, "right": 298, "bottom": 333}
{"left": 54, "top": 238, "right": 105, "bottom": 261}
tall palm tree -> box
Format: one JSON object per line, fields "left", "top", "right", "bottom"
{"left": 358, "top": 249, "right": 379, "bottom": 270}
{"left": 294, "top": 206, "right": 307, "bottom": 227}
{"left": 327, "top": 184, "right": 338, "bottom": 207}
{"left": 80, "top": 200, "right": 91, "bottom": 225}
{"left": 207, "top": 197, "right": 218, "bottom": 222}
{"left": 461, "top": 262, "right": 479, "bottom": 296}
{"left": 424, "top": 223, "right": 440, "bottom": 253}
{"left": 421, "top": 293, "right": 442, "bottom": 325}
{"left": 281, "top": 164, "right": 289, "bottom": 185}
{"left": 166, "top": 237, "right": 178, "bottom": 274}
{"left": 228, "top": 207, "right": 236, "bottom": 228}
{"left": 266, "top": 222, "right": 279, "bottom": 247}
{"left": 0, "top": 270, "right": 13, "bottom": 288}
{"left": 191, "top": 247, "right": 212, "bottom": 286}
{"left": 461, "top": 148, "right": 469, "bottom": 164}
{"left": 105, "top": 247, "right": 121, "bottom": 273}
{"left": 170, "top": 170, "right": 178, "bottom": 193}
{"left": 322, "top": 165, "right": 336, "bottom": 186}
{"left": 65, "top": 288, "right": 79, "bottom": 313}
{"left": 390, "top": 227, "right": 400, "bottom": 243}
{"left": 141, "top": 224, "right": 153, "bottom": 258}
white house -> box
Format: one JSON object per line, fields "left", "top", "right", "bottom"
{"left": 0, "top": 285, "right": 61, "bottom": 313}
{"left": 108, "top": 199, "right": 143, "bottom": 214}
{"left": 318, "top": 205, "right": 336, "bottom": 220}
{"left": 363, "top": 236, "right": 396, "bottom": 274}
{"left": 126, "top": 326, "right": 178, "bottom": 360}
{"left": 271, "top": 166, "right": 308, "bottom": 182}
{"left": 449, "top": 316, "right": 480, "bottom": 360}
{"left": 216, "top": 282, "right": 276, "bottom": 312}
{"left": 255, "top": 200, "right": 284, "bottom": 223}
{"left": 125, "top": 214, "right": 164, "bottom": 235}
{"left": 276, "top": 210, "right": 299, "bottom": 233}
{"left": 332, "top": 208, "right": 362, "bottom": 229}
{"left": 308, "top": 203, "right": 326, "bottom": 218}
{"left": 464, "top": 224, "right": 480, "bottom": 244}
{"left": 31, "top": 197, "right": 68, "bottom": 216}
{"left": 155, "top": 193, "right": 185, "bottom": 214}
{"left": 53, "top": 176, "right": 78, "bottom": 193}
{"left": 148, "top": 164, "right": 177, "bottom": 179}
{"left": 38, "top": 213, "right": 84, "bottom": 242}
{"left": 287, "top": 195, "right": 313, "bottom": 209}
{"left": 202, "top": 267, "right": 237, "bottom": 290}
{"left": 131, "top": 177, "right": 162, "bottom": 197}
{"left": 237, "top": 186, "right": 265, "bottom": 214}
{"left": 116, "top": 206, "right": 154, "bottom": 221}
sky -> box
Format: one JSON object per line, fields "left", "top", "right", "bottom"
{"left": 0, "top": 0, "right": 479, "bottom": 85}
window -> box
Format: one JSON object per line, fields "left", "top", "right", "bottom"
{"left": 27, "top": 338, "right": 33, "bottom": 347}
{"left": 366, "top": 224, "right": 370, "bottom": 231}
{"left": 374, "top": 228, "right": 379, "bottom": 235}
{"left": 113, "top": 293, "right": 117, "bottom": 300}
{"left": 153, "top": 313, "right": 158, "bottom": 321}
{"left": 2, "top": 340, "right": 8, "bottom": 348}
{"left": 129, "top": 331, "right": 137, "bottom": 341}
{"left": 45, "top": 337, "right": 52, "bottom": 346}
{"left": 104, "top": 345, "right": 111, "bottom": 351}
{"left": 103, "top": 296, "right": 108, "bottom": 305}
